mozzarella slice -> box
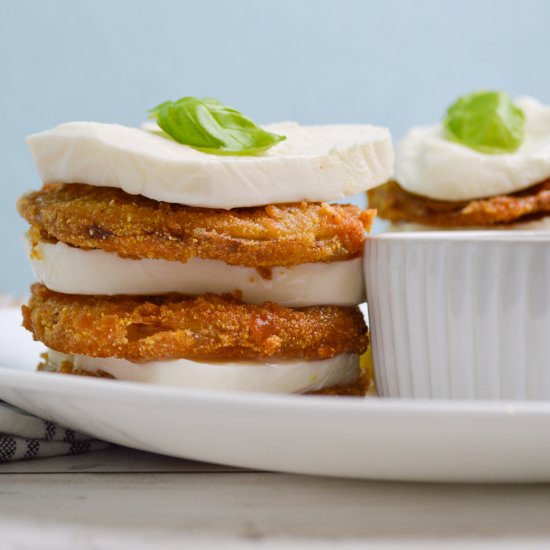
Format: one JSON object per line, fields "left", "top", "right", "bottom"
{"left": 26, "top": 238, "right": 365, "bottom": 306}
{"left": 27, "top": 121, "right": 393, "bottom": 208}
{"left": 46, "top": 349, "right": 359, "bottom": 394}
{"left": 396, "top": 97, "right": 550, "bottom": 201}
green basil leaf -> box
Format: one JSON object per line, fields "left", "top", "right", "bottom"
{"left": 443, "top": 90, "right": 525, "bottom": 154}
{"left": 147, "top": 97, "right": 286, "bottom": 155}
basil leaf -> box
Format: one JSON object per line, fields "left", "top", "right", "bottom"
{"left": 148, "top": 97, "right": 285, "bottom": 155}
{"left": 443, "top": 90, "right": 525, "bottom": 155}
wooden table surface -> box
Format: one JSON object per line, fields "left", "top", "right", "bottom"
{"left": 2, "top": 446, "right": 550, "bottom": 549}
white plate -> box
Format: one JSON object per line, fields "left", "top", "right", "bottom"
{"left": 2, "top": 307, "right": 550, "bottom": 482}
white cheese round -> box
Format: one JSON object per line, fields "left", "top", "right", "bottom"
{"left": 27, "top": 121, "right": 394, "bottom": 208}
{"left": 396, "top": 97, "right": 550, "bottom": 201}
{"left": 46, "top": 349, "right": 359, "bottom": 394}
{"left": 26, "top": 238, "right": 365, "bottom": 306}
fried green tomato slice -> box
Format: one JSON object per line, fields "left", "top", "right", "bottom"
{"left": 23, "top": 284, "right": 369, "bottom": 362}
{"left": 368, "top": 179, "right": 550, "bottom": 227}
{"left": 18, "top": 183, "right": 375, "bottom": 267}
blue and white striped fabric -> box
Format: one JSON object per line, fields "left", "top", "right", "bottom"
{"left": 0, "top": 400, "right": 109, "bottom": 462}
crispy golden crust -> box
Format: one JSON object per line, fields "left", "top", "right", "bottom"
{"left": 17, "top": 184, "right": 375, "bottom": 267}
{"left": 24, "top": 284, "right": 369, "bottom": 362}
{"left": 368, "top": 179, "right": 550, "bottom": 227}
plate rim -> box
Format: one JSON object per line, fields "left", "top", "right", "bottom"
{"left": 3, "top": 363, "right": 550, "bottom": 418}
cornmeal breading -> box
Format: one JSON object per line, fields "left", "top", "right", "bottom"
{"left": 368, "top": 179, "right": 550, "bottom": 227}
{"left": 18, "top": 183, "right": 375, "bottom": 267}
{"left": 23, "top": 284, "right": 369, "bottom": 362}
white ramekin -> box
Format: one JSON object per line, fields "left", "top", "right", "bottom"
{"left": 364, "top": 232, "right": 550, "bottom": 401}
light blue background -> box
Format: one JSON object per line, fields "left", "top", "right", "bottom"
{"left": 2, "top": 0, "right": 549, "bottom": 293}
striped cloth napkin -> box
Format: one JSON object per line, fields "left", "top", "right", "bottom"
{"left": 0, "top": 400, "right": 109, "bottom": 462}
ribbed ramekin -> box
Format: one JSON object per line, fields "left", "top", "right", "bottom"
{"left": 364, "top": 232, "right": 550, "bottom": 400}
